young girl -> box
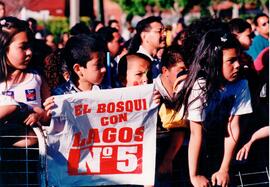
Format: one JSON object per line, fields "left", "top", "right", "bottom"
{"left": 0, "top": 17, "right": 50, "bottom": 147}
{"left": 0, "top": 16, "right": 50, "bottom": 186}
{"left": 174, "top": 30, "right": 253, "bottom": 187}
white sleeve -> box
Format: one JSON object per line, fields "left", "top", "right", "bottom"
{"left": 187, "top": 79, "right": 206, "bottom": 122}
{"left": 231, "top": 79, "right": 253, "bottom": 116}
{"left": 0, "top": 95, "right": 19, "bottom": 106}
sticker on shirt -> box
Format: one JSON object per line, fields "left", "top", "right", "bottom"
{"left": 25, "top": 89, "right": 36, "bottom": 101}
{"left": 2, "top": 91, "right": 14, "bottom": 99}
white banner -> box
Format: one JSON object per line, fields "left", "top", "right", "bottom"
{"left": 46, "top": 84, "right": 158, "bottom": 186}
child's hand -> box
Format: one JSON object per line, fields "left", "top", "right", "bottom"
{"left": 211, "top": 170, "right": 230, "bottom": 187}
{"left": 173, "top": 74, "right": 188, "bottom": 93}
{"left": 43, "top": 96, "right": 55, "bottom": 117}
{"left": 32, "top": 106, "right": 51, "bottom": 124}
{"left": 236, "top": 141, "right": 252, "bottom": 161}
{"left": 190, "top": 175, "right": 210, "bottom": 187}
{"left": 24, "top": 113, "right": 39, "bottom": 126}
{"left": 153, "top": 90, "right": 161, "bottom": 105}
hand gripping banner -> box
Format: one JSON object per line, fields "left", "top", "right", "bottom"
{"left": 46, "top": 84, "right": 158, "bottom": 186}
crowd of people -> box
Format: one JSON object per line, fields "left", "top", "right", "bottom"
{"left": 0, "top": 1, "right": 269, "bottom": 186}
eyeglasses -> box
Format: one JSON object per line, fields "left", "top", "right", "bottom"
{"left": 148, "top": 28, "right": 166, "bottom": 34}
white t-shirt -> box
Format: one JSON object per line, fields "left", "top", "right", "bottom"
{"left": 187, "top": 79, "right": 253, "bottom": 122}
{"left": 0, "top": 95, "right": 19, "bottom": 106}
{"left": 0, "top": 72, "right": 42, "bottom": 108}
{"left": 154, "top": 75, "right": 186, "bottom": 120}
{"left": 153, "top": 75, "right": 172, "bottom": 101}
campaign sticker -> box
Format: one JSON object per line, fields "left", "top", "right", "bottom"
{"left": 25, "top": 89, "right": 36, "bottom": 101}
{"left": 2, "top": 91, "right": 14, "bottom": 99}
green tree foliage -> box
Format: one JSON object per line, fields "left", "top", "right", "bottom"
{"left": 113, "top": 0, "right": 189, "bottom": 16}
{"left": 114, "top": 0, "right": 265, "bottom": 17}
{"left": 45, "top": 17, "right": 69, "bottom": 37}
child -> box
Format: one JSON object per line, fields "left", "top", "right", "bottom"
{"left": 0, "top": 16, "right": 50, "bottom": 186}
{"left": 0, "top": 16, "right": 50, "bottom": 147}
{"left": 154, "top": 46, "right": 189, "bottom": 186}
{"left": 118, "top": 53, "right": 161, "bottom": 187}
{"left": 229, "top": 18, "right": 253, "bottom": 51}
{"left": 43, "top": 33, "right": 107, "bottom": 114}
{"left": 174, "top": 30, "right": 252, "bottom": 187}
{"left": 43, "top": 48, "right": 70, "bottom": 92}
{"left": 118, "top": 53, "right": 153, "bottom": 87}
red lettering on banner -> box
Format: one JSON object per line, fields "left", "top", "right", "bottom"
{"left": 74, "top": 104, "right": 91, "bottom": 116}
{"left": 96, "top": 99, "right": 147, "bottom": 113}
{"left": 72, "top": 132, "right": 86, "bottom": 147}
{"left": 86, "top": 128, "right": 100, "bottom": 144}
{"left": 67, "top": 145, "right": 143, "bottom": 175}
{"left": 134, "top": 126, "right": 144, "bottom": 142}
{"left": 116, "top": 101, "right": 124, "bottom": 112}
{"left": 97, "top": 103, "right": 106, "bottom": 113}
{"left": 118, "top": 127, "right": 133, "bottom": 142}
{"left": 125, "top": 100, "right": 133, "bottom": 112}
{"left": 107, "top": 102, "right": 115, "bottom": 113}
{"left": 72, "top": 127, "right": 144, "bottom": 147}
{"left": 68, "top": 148, "right": 81, "bottom": 175}
{"left": 74, "top": 104, "right": 83, "bottom": 116}
{"left": 100, "top": 113, "right": 128, "bottom": 126}
{"left": 103, "top": 128, "right": 117, "bottom": 143}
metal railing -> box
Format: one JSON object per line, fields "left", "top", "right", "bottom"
{"left": 0, "top": 126, "right": 268, "bottom": 187}
{"left": 0, "top": 126, "right": 46, "bottom": 187}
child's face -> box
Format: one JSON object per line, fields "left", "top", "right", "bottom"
{"left": 236, "top": 28, "right": 252, "bottom": 50}
{"left": 6, "top": 32, "right": 32, "bottom": 70}
{"left": 79, "top": 52, "right": 106, "bottom": 85}
{"left": 125, "top": 57, "right": 150, "bottom": 87}
{"left": 163, "top": 61, "right": 186, "bottom": 87}
{"left": 222, "top": 48, "right": 240, "bottom": 82}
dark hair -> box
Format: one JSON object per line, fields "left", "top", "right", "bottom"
{"left": 108, "top": 19, "right": 119, "bottom": 27}
{"left": 254, "top": 13, "right": 269, "bottom": 26}
{"left": 229, "top": 18, "right": 251, "bottom": 34}
{"left": 171, "top": 30, "right": 187, "bottom": 47}
{"left": 177, "top": 17, "right": 186, "bottom": 28}
{"left": 128, "top": 16, "right": 162, "bottom": 53}
{"left": 160, "top": 45, "right": 186, "bottom": 70}
{"left": 175, "top": 29, "right": 241, "bottom": 118}
{"left": 62, "top": 33, "right": 106, "bottom": 83}
{"left": 69, "top": 22, "right": 91, "bottom": 35}
{"left": 43, "top": 48, "right": 68, "bottom": 91}
{"left": 26, "top": 17, "right": 38, "bottom": 33}
{"left": 89, "top": 20, "right": 103, "bottom": 32}
{"left": 0, "top": 16, "right": 33, "bottom": 83}
{"left": 118, "top": 53, "right": 152, "bottom": 86}
{"left": 181, "top": 17, "right": 229, "bottom": 67}
{"left": 0, "top": 1, "right": 4, "bottom": 7}
{"left": 97, "top": 26, "right": 118, "bottom": 43}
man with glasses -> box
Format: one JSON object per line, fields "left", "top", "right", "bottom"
{"left": 247, "top": 13, "right": 269, "bottom": 60}
{"left": 128, "top": 16, "right": 167, "bottom": 79}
